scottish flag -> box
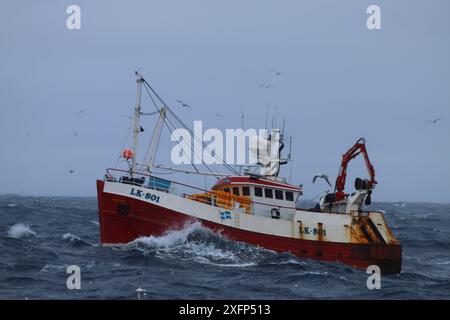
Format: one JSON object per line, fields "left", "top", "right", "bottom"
{"left": 220, "top": 210, "right": 232, "bottom": 220}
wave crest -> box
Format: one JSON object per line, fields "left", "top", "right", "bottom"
{"left": 123, "top": 222, "right": 272, "bottom": 268}
{"left": 133, "top": 222, "right": 204, "bottom": 249}
{"left": 62, "top": 232, "right": 81, "bottom": 242}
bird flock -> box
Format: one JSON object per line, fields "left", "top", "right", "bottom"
{"left": 29, "top": 70, "right": 444, "bottom": 184}
{"left": 174, "top": 69, "right": 287, "bottom": 115}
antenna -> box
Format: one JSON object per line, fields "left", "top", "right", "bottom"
{"left": 289, "top": 136, "right": 293, "bottom": 183}
{"left": 241, "top": 107, "right": 245, "bottom": 129}
{"left": 281, "top": 118, "right": 286, "bottom": 140}
{"left": 288, "top": 136, "right": 292, "bottom": 160}
{"left": 265, "top": 107, "right": 269, "bottom": 131}
{"left": 274, "top": 105, "right": 278, "bottom": 129}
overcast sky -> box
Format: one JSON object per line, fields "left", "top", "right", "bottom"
{"left": 0, "top": 0, "right": 449, "bottom": 202}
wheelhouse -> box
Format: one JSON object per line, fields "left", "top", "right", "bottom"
{"left": 212, "top": 176, "right": 302, "bottom": 220}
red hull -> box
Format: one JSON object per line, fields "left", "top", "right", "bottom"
{"left": 97, "top": 180, "right": 401, "bottom": 273}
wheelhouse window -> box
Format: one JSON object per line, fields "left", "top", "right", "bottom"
{"left": 275, "top": 190, "right": 284, "bottom": 200}
{"left": 242, "top": 187, "right": 250, "bottom": 196}
{"left": 264, "top": 188, "right": 273, "bottom": 199}
{"left": 232, "top": 187, "right": 240, "bottom": 196}
{"left": 285, "top": 191, "right": 294, "bottom": 201}
{"left": 254, "top": 187, "right": 263, "bottom": 197}
{"left": 223, "top": 188, "right": 230, "bottom": 193}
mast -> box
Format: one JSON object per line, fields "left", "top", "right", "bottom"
{"left": 144, "top": 107, "right": 166, "bottom": 173}
{"left": 131, "top": 71, "right": 144, "bottom": 176}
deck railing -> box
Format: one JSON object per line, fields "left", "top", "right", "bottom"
{"left": 105, "top": 168, "right": 298, "bottom": 212}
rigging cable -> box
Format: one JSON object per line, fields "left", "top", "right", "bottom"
{"left": 142, "top": 82, "right": 204, "bottom": 175}
{"left": 142, "top": 79, "right": 240, "bottom": 176}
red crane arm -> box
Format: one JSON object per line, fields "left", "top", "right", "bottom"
{"left": 334, "top": 138, "right": 377, "bottom": 201}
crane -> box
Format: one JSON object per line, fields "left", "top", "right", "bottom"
{"left": 334, "top": 138, "right": 377, "bottom": 202}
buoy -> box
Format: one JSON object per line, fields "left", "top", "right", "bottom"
{"left": 122, "top": 149, "right": 134, "bottom": 160}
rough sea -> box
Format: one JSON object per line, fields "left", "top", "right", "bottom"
{"left": 1, "top": 195, "right": 449, "bottom": 300}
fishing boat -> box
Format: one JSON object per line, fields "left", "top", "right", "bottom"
{"left": 96, "top": 72, "right": 402, "bottom": 273}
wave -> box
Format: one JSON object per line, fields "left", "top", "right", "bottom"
{"left": 61, "top": 232, "right": 96, "bottom": 247}
{"left": 266, "top": 258, "right": 307, "bottom": 267}
{"left": 7, "top": 223, "right": 36, "bottom": 239}
{"left": 40, "top": 261, "right": 96, "bottom": 273}
{"left": 123, "top": 222, "right": 272, "bottom": 268}
{"left": 133, "top": 222, "right": 203, "bottom": 249}
{"left": 40, "top": 264, "right": 68, "bottom": 273}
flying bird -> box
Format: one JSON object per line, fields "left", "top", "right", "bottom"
{"left": 77, "top": 109, "right": 87, "bottom": 115}
{"left": 68, "top": 170, "right": 75, "bottom": 174}
{"left": 427, "top": 118, "right": 443, "bottom": 124}
{"left": 273, "top": 70, "right": 286, "bottom": 77}
{"left": 258, "top": 83, "right": 273, "bottom": 89}
{"left": 312, "top": 173, "right": 332, "bottom": 188}
{"left": 215, "top": 113, "right": 223, "bottom": 118}
{"left": 176, "top": 99, "right": 191, "bottom": 109}
{"left": 74, "top": 132, "right": 78, "bottom": 136}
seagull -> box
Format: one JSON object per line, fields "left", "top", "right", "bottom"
{"left": 176, "top": 99, "right": 191, "bottom": 109}
{"left": 77, "top": 109, "right": 87, "bottom": 115}
{"left": 74, "top": 132, "right": 78, "bottom": 136}
{"left": 427, "top": 118, "right": 443, "bottom": 124}
{"left": 312, "top": 173, "right": 332, "bottom": 188}
{"left": 273, "top": 70, "right": 286, "bottom": 77}
{"left": 258, "top": 83, "right": 273, "bottom": 89}
{"left": 215, "top": 113, "right": 223, "bottom": 118}
{"left": 68, "top": 170, "right": 75, "bottom": 174}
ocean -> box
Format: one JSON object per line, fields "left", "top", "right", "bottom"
{"left": 0, "top": 195, "right": 449, "bottom": 299}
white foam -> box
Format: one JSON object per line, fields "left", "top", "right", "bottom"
{"left": 299, "top": 270, "right": 328, "bottom": 277}
{"left": 40, "top": 264, "right": 68, "bottom": 272}
{"left": 133, "top": 222, "right": 203, "bottom": 248}
{"left": 89, "top": 220, "right": 100, "bottom": 226}
{"left": 132, "top": 222, "right": 262, "bottom": 267}
{"left": 270, "top": 258, "right": 307, "bottom": 266}
{"left": 208, "top": 262, "right": 257, "bottom": 268}
{"left": 427, "top": 258, "right": 450, "bottom": 266}
{"left": 7, "top": 203, "right": 17, "bottom": 208}
{"left": 7, "top": 223, "right": 36, "bottom": 238}
{"left": 62, "top": 232, "right": 81, "bottom": 242}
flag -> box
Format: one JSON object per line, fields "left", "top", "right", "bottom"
{"left": 220, "top": 210, "right": 232, "bottom": 220}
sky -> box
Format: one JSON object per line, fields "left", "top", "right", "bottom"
{"left": 0, "top": 0, "right": 449, "bottom": 202}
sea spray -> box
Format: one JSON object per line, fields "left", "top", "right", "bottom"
{"left": 7, "top": 223, "right": 36, "bottom": 238}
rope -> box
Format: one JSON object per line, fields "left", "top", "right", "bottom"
{"left": 142, "top": 79, "right": 240, "bottom": 176}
